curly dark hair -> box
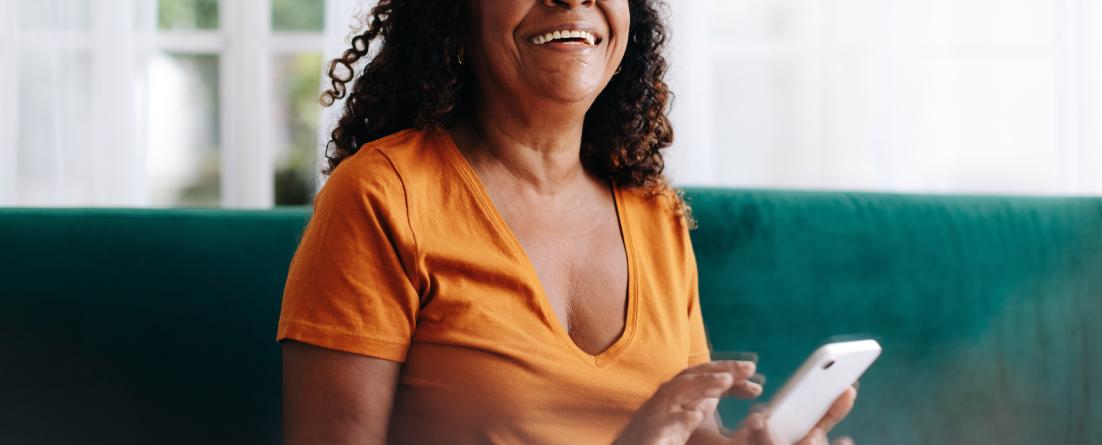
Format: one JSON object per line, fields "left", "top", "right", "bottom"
{"left": 320, "top": 0, "right": 691, "bottom": 221}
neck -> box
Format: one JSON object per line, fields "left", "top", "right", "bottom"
{"left": 457, "top": 94, "right": 591, "bottom": 196}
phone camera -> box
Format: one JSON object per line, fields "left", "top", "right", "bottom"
{"left": 823, "top": 360, "right": 835, "bottom": 370}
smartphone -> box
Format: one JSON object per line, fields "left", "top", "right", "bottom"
{"left": 764, "top": 339, "right": 881, "bottom": 444}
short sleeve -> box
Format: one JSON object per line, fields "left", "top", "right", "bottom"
{"left": 276, "top": 149, "right": 421, "bottom": 362}
{"left": 686, "top": 235, "right": 712, "bottom": 366}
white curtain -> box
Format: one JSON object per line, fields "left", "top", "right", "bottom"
{"left": 665, "top": 0, "right": 1102, "bottom": 196}
{"left": 0, "top": 0, "right": 153, "bottom": 207}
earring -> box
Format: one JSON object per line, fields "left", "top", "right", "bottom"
{"left": 614, "top": 65, "right": 622, "bottom": 75}
{"left": 457, "top": 47, "right": 465, "bottom": 66}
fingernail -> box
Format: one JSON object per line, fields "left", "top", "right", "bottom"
{"left": 748, "top": 414, "right": 765, "bottom": 430}
{"left": 746, "top": 381, "right": 763, "bottom": 394}
{"left": 737, "top": 361, "right": 755, "bottom": 372}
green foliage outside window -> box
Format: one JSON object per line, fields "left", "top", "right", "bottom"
{"left": 272, "top": 0, "right": 325, "bottom": 31}
{"left": 174, "top": 54, "right": 223, "bottom": 207}
{"left": 158, "top": 0, "right": 219, "bottom": 30}
{"left": 156, "top": 0, "right": 326, "bottom": 206}
{"left": 274, "top": 53, "right": 324, "bottom": 206}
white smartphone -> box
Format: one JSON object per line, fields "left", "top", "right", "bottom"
{"left": 764, "top": 339, "right": 881, "bottom": 444}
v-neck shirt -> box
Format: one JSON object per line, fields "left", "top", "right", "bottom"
{"left": 276, "top": 128, "right": 710, "bottom": 444}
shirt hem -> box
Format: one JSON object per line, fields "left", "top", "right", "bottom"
{"left": 276, "top": 319, "right": 409, "bottom": 363}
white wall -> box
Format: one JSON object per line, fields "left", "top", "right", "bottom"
{"left": 665, "top": 0, "right": 1102, "bottom": 196}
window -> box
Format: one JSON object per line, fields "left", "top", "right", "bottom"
{"left": 5, "top": 1, "right": 1098, "bottom": 206}
{"left": 152, "top": 0, "right": 326, "bottom": 207}
{"left": 1, "top": 0, "right": 331, "bottom": 207}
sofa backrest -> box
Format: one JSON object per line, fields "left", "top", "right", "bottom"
{"left": 688, "top": 189, "right": 1102, "bottom": 444}
{"left": 0, "top": 207, "right": 309, "bottom": 444}
{"left": 1, "top": 189, "right": 1099, "bottom": 444}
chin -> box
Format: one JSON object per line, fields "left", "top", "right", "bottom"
{"left": 540, "top": 77, "right": 609, "bottom": 105}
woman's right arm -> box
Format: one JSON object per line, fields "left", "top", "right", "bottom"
{"left": 282, "top": 340, "right": 401, "bottom": 445}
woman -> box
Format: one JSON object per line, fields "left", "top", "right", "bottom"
{"left": 277, "top": 1, "right": 858, "bottom": 444}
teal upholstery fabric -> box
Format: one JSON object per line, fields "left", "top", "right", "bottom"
{"left": 687, "top": 189, "right": 1102, "bottom": 444}
{"left": 0, "top": 189, "right": 1099, "bottom": 444}
{"left": 0, "top": 208, "right": 310, "bottom": 444}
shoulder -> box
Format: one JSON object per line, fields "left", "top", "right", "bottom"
{"left": 321, "top": 128, "right": 449, "bottom": 202}
{"left": 333, "top": 128, "right": 455, "bottom": 196}
{"left": 310, "top": 132, "right": 420, "bottom": 253}
{"left": 621, "top": 184, "right": 693, "bottom": 236}
{"left": 620, "top": 183, "right": 696, "bottom": 264}
{"left": 315, "top": 131, "right": 419, "bottom": 216}
{"left": 329, "top": 129, "right": 421, "bottom": 183}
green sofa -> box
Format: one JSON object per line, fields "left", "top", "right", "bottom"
{"left": 1, "top": 188, "right": 1099, "bottom": 444}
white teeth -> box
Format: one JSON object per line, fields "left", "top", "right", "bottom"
{"left": 530, "top": 29, "right": 597, "bottom": 46}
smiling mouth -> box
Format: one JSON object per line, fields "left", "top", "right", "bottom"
{"left": 529, "top": 29, "right": 599, "bottom": 47}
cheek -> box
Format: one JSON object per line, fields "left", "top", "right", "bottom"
{"left": 607, "top": 3, "right": 632, "bottom": 65}
{"left": 467, "top": 1, "right": 524, "bottom": 59}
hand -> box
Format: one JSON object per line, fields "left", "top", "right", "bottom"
{"left": 726, "top": 386, "right": 858, "bottom": 445}
{"left": 613, "top": 361, "right": 763, "bottom": 445}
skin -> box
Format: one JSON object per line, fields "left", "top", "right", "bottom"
{"left": 282, "top": 1, "right": 857, "bottom": 444}
{"left": 449, "top": 0, "right": 632, "bottom": 355}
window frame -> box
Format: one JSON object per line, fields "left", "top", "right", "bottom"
{"left": 158, "top": 0, "right": 325, "bottom": 208}
{"left": 2, "top": 0, "right": 327, "bottom": 208}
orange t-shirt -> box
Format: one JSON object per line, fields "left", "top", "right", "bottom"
{"left": 276, "top": 128, "right": 712, "bottom": 444}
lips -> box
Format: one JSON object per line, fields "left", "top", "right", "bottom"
{"left": 529, "top": 29, "right": 598, "bottom": 46}
{"left": 526, "top": 22, "right": 604, "bottom": 48}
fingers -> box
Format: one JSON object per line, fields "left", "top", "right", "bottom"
{"left": 664, "top": 372, "right": 737, "bottom": 408}
{"left": 666, "top": 361, "right": 760, "bottom": 406}
{"left": 675, "top": 361, "right": 761, "bottom": 403}
{"left": 616, "top": 361, "right": 767, "bottom": 445}
{"left": 795, "top": 429, "right": 856, "bottom": 445}
{"left": 733, "top": 413, "right": 781, "bottom": 445}
{"left": 725, "top": 375, "right": 765, "bottom": 399}
{"left": 664, "top": 409, "right": 707, "bottom": 435}
{"left": 795, "top": 428, "right": 828, "bottom": 445}
{"left": 680, "top": 360, "right": 758, "bottom": 381}
{"left": 811, "top": 386, "right": 856, "bottom": 434}
{"left": 651, "top": 395, "right": 712, "bottom": 444}
{"left": 796, "top": 430, "right": 856, "bottom": 445}
{"left": 795, "top": 386, "right": 859, "bottom": 445}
